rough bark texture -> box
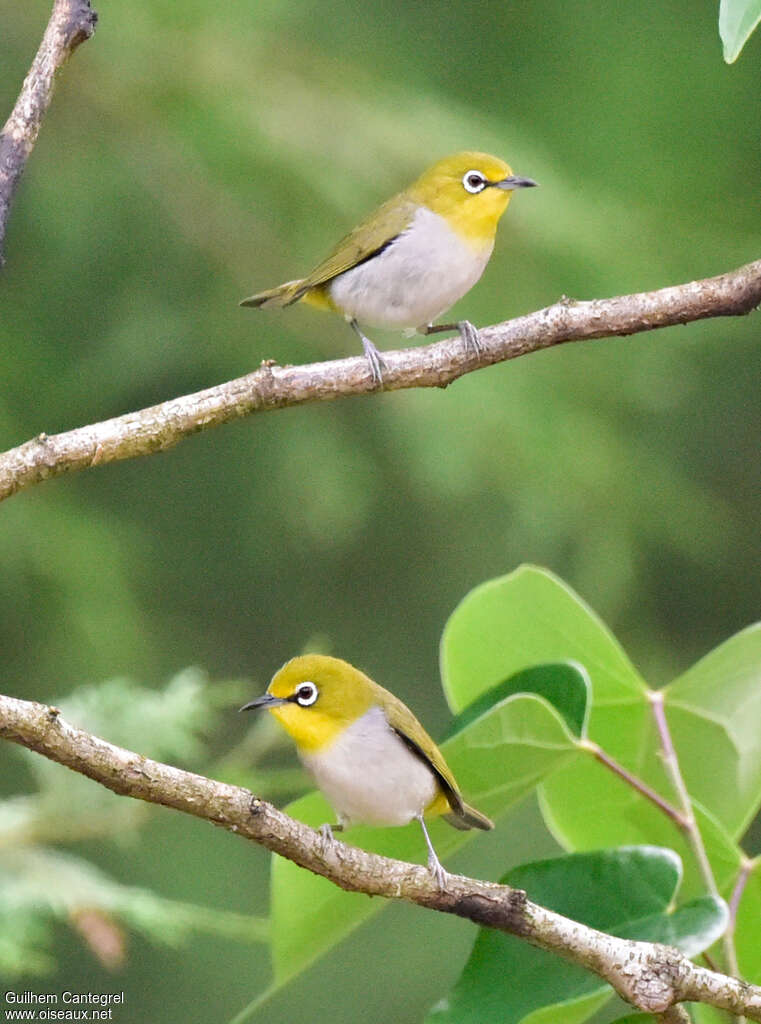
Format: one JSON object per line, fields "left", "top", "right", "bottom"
{"left": 0, "top": 0, "right": 97, "bottom": 264}
{"left": 1, "top": 692, "right": 760, "bottom": 1021}
{"left": 1, "top": 257, "right": 759, "bottom": 503}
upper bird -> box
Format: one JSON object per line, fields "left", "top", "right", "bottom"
{"left": 240, "top": 151, "right": 536, "bottom": 386}
{"left": 240, "top": 654, "right": 493, "bottom": 886}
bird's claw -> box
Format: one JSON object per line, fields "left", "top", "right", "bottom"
{"left": 457, "top": 320, "right": 482, "bottom": 357}
{"left": 318, "top": 822, "right": 344, "bottom": 856}
{"left": 362, "top": 338, "right": 387, "bottom": 389}
{"left": 349, "top": 318, "right": 386, "bottom": 388}
{"left": 428, "top": 852, "right": 448, "bottom": 891}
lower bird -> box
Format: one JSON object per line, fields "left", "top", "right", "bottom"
{"left": 240, "top": 654, "right": 493, "bottom": 886}
{"left": 241, "top": 151, "right": 536, "bottom": 386}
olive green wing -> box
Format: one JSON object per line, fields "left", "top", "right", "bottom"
{"left": 374, "top": 680, "right": 493, "bottom": 831}
{"left": 293, "top": 192, "right": 418, "bottom": 297}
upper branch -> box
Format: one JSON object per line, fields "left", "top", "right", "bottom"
{"left": 0, "top": 256, "right": 759, "bottom": 504}
{"left": 0, "top": 0, "right": 97, "bottom": 264}
{"left": 1, "top": 691, "right": 760, "bottom": 1020}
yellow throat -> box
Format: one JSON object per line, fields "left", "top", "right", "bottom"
{"left": 265, "top": 654, "right": 376, "bottom": 753}
{"left": 407, "top": 150, "right": 517, "bottom": 247}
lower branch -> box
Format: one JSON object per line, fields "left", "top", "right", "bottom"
{"left": 658, "top": 1007, "right": 692, "bottom": 1023}
{"left": 1, "top": 692, "right": 760, "bottom": 1020}
{"left": 0, "top": 0, "right": 98, "bottom": 264}
{"left": 0, "top": 257, "right": 759, "bottom": 503}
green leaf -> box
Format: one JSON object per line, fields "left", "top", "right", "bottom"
{"left": 664, "top": 623, "right": 761, "bottom": 838}
{"left": 442, "top": 568, "right": 679, "bottom": 872}
{"left": 534, "top": 608, "right": 760, "bottom": 899}
{"left": 735, "top": 859, "right": 761, "bottom": 982}
{"left": 607, "top": 1016, "right": 656, "bottom": 1023}
{"left": 617, "top": 894, "right": 727, "bottom": 953}
{"left": 443, "top": 662, "right": 590, "bottom": 742}
{"left": 541, "top": 781, "right": 743, "bottom": 903}
{"left": 440, "top": 566, "right": 646, "bottom": 712}
{"left": 517, "top": 991, "right": 612, "bottom": 1024}
{"left": 426, "top": 847, "right": 727, "bottom": 1024}
{"left": 270, "top": 691, "right": 580, "bottom": 984}
{"left": 719, "top": 0, "right": 761, "bottom": 62}
{"left": 692, "top": 1006, "right": 733, "bottom": 1024}
{"left": 440, "top": 567, "right": 650, "bottom": 774}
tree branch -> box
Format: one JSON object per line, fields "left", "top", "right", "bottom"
{"left": 729, "top": 856, "right": 758, "bottom": 931}
{"left": 1, "top": 692, "right": 760, "bottom": 1020}
{"left": 658, "top": 1007, "right": 692, "bottom": 1023}
{"left": 581, "top": 738, "right": 688, "bottom": 827}
{"left": 0, "top": 0, "right": 97, "bottom": 265}
{"left": 0, "top": 257, "right": 759, "bottom": 503}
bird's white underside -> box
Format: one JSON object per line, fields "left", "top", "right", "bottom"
{"left": 328, "top": 205, "right": 493, "bottom": 331}
{"left": 300, "top": 705, "right": 438, "bottom": 827}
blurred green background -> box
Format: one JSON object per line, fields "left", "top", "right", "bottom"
{"left": 1, "top": 0, "right": 759, "bottom": 1020}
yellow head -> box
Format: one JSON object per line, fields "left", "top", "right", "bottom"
{"left": 407, "top": 150, "right": 536, "bottom": 245}
{"left": 241, "top": 654, "right": 377, "bottom": 753}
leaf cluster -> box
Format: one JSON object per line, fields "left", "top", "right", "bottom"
{"left": 250, "top": 567, "right": 761, "bottom": 1024}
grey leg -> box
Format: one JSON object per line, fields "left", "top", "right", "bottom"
{"left": 349, "top": 319, "right": 386, "bottom": 387}
{"left": 318, "top": 821, "right": 344, "bottom": 854}
{"left": 415, "top": 813, "right": 446, "bottom": 889}
{"left": 420, "top": 320, "right": 482, "bottom": 358}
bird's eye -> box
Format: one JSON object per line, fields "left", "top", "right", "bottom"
{"left": 462, "top": 170, "right": 487, "bottom": 194}
{"left": 295, "top": 682, "right": 319, "bottom": 706}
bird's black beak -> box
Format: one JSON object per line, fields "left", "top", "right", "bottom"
{"left": 496, "top": 175, "right": 538, "bottom": 190}
{"left": 239, "top": 693, "right": 288, "bottom": 713}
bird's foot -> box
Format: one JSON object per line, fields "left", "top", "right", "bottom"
{"left": 361, "top": 336, "right": 387, "bottom": 389}
{"left": 456, "top": 319, "right": 482, "bottom": 358}
{"left": 416, "top": 813, "right": 448, "bottom": 890}
{"left": 419, "top": 320, "right": 482, "bottom": 359}
{"left": 427, "top": 851, "right": 448, "bottom": 891}
{"left": 349, "top": 318, "right": 386, "bottom": 388}
{"left": 318, "top": 822, "right": 343, "bottom": 856}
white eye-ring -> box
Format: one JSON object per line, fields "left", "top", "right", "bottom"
{"left": 295, "top": 681, "right": 319, "bottom": 706}
{"left": 462, "top": 170, "right": 487, "bottom": 194}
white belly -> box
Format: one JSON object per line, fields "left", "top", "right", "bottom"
{"left": 300, "top": 706, "right": 438, "bottom": 827}
{"left": 328, "top": 206, "right": 492, "bottom": 331}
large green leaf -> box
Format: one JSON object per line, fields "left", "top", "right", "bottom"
{"left": 541, "top": 785, "right": 743, "bottom": 903}
{"left": 270, "top": 691, "right": 580, "bottom": 984}
{"left": 441, "top": 568, "right": 671, "bottom": 862}
{"left": 692, "top": 1005, "right": 733, "bottom": 1024}
{"left": 534, "top": 620, "right": 761, "bottom": 896}
{"left": 518, "top": 991, "right": 612, "bottom": 1024}
{"left": 439, "top": 567, "right": 758, "bottom": 978}
{"left": 664, "top": 624, "right": 761, "bottom": 839}
{"left": 441, "top": 566, "right": 645, "bottom": 709}
{"left": 426, "top": 847, "right": 727, "bottom": 1024}
{"left": 735, "top": 858, "right": 761, "bottom": 983}
{"left": 443, "top": 662, "right": 590, "bottom": 742}
{"left": 440, "top": 566, "right": 649, "bottom": 768}
{"left": 719, "top": 0, "right": 761, "bottom": 62}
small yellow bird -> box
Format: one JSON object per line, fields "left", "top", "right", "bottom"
{"left": 241, "top": 151, "right": 536, "bottom": 385}
{"left": 240, "top": 654, "right": 493, "bottom": 885}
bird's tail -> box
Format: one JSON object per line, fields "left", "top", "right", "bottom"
{"left": 239, "top": 279, "right": 306, "bottom": 309}
{"left": 443, "top": 802, "right": 494, "bottom": 832}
